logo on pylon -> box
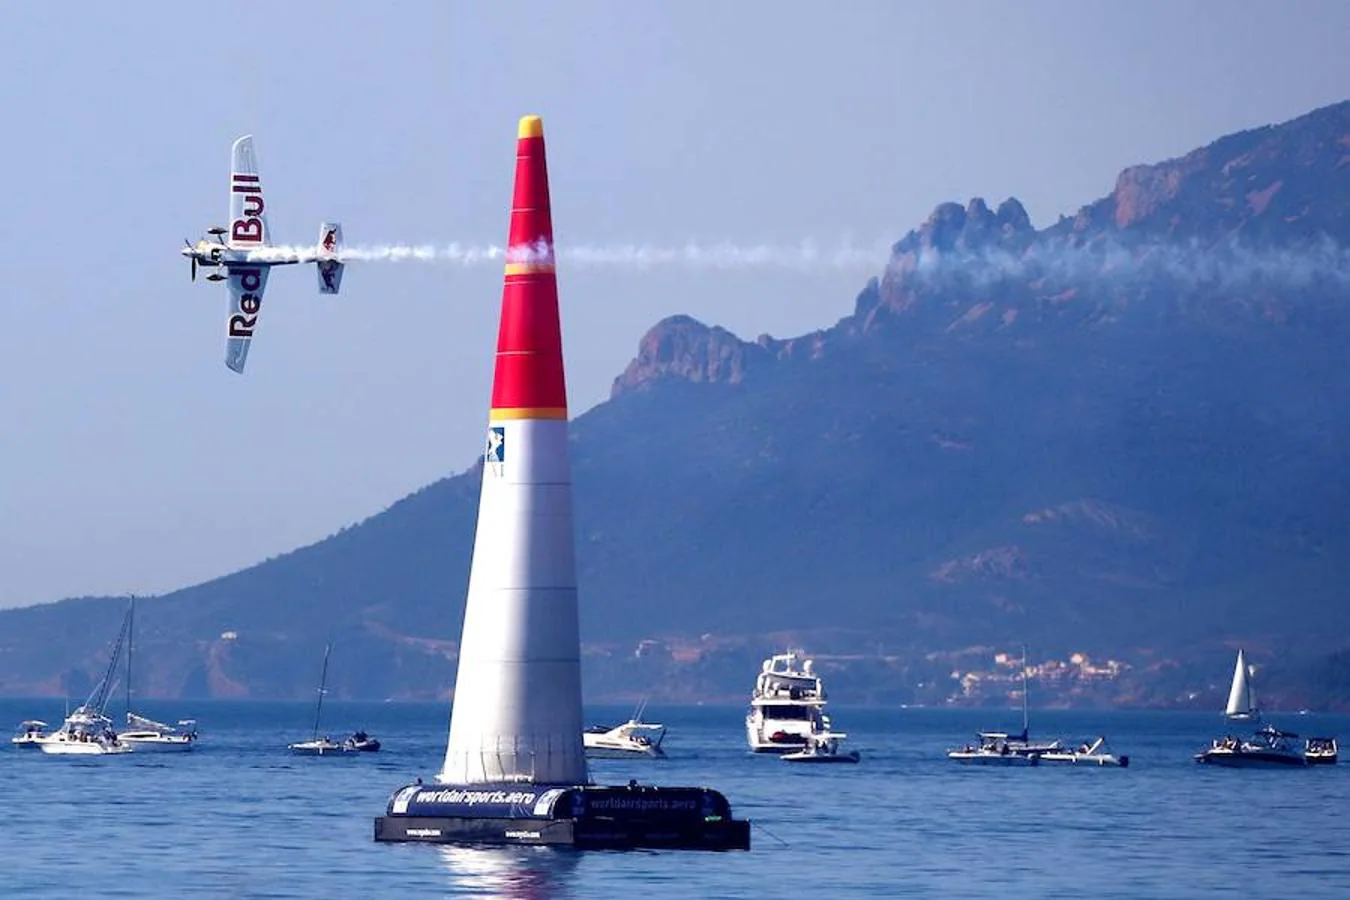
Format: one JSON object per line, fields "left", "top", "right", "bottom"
{"left": 486, "top": 426, "right": 506, "bottom": 477}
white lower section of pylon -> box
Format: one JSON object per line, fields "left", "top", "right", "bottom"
{"left": 440, "top": 417, "right": 589, "bottom": 785}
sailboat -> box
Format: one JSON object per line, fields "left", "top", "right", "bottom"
{"left": 1194, "top": 649, "right": 1307, "bottom": 766}
{"left": 947, "top": 647, "right": 1062, "bottom": 764}
{"left": 116, "top": 596, "right": 197, "bottom": 752}
{"left": 1224, "top": 648, "right": 1259, "bottom": 720}
{"left": 288, "top": 643, "right": 376, "bottom": 755}
{"left": 39, "top": 601, "right": 134, "bottom": 756}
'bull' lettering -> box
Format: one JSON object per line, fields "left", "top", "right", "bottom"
{"left": 231, "top": 218, "right": 263, "bottom": 243}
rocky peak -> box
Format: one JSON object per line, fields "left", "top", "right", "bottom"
{"left": 1062, "top": 99, "right": 1350, "bottom": 241}
{"left": 891, "top": 196, "right": 1037, "bottom": 261}
{"left": 610, "top": 315, "right": 771, "bottom": 398}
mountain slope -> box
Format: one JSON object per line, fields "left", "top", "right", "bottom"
{"left": 4, "top": 100, "right": 1350, "bottom": 704}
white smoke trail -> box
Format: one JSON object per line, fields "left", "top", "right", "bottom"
{"left": 244, "top": 235, "right": 1350, "bottom": 290}
{"left": 247, "top": 239, "right": 887, "bottom": 271}
{"left": 892, "top": 235, "right": 1350, "bottom": 290}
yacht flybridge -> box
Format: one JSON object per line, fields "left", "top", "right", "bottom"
{"left": 746, "top": 651, "right": 834, "bottom": 753}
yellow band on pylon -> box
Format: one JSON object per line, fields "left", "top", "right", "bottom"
{"left": 490, "top": 407, "right": 568, "bottom": 421}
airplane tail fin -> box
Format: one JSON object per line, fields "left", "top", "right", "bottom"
{"left": 316, "top": 222, "right": 345, "bottom": 295}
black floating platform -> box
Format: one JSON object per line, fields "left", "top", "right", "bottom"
{"left": 374, "top": 782, "right": 750, "bottom": 851}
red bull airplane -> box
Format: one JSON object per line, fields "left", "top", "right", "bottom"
{"left": 181, "top": 135, "right": 345, "bottom": 373}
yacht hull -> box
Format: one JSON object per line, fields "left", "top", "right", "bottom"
{"left": 947, "top": 751, "right": 1040, "bottom": 766}
{"left": 1038, "top": 753, "right": 1129, "bottom": 767}
{"left": 118, "top": 735, "right": 195, "bottom": 753}
{"left": 290, "top": 742, "right": 356, "bottom": 757}
{"left": 584, "top": 745, "right": 665, "bottom": 760}
{"left": 38, "top": 740, "right": 131, "bottom": 756}
{"left": 782, "top": 751, "right": 860, "bottom": 764}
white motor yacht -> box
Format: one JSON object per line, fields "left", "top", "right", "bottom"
{"left": 38, "top": 709, "right": 132, "bottom": 756}
{"left": 11, "top": 720, "right": 50, "bottom": 748}
{"left": 584, "top": 717, "right": 666, "bottom": 759}
{"left": 40, "top": 599, "right": 135, "bottom": 757}
{"left": 745, "top": 651, "right": 834, "bottom": 753}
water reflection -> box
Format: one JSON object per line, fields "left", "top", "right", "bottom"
{"left": 437, "top": 845, "right": 582, "bottom": 899}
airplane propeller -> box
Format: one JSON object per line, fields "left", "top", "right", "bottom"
{"left": 184, "top": 239, "right": 197, "bottom": 282}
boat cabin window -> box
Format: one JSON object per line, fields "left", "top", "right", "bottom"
{"left": 762, "top": 705, "right": 812, "bottom": 720}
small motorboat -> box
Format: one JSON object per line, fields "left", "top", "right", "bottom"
{"left": 344, "top": 730, "right": 381, "bottom": 752}
{"left": 1305, "top": 736, "right": 1338, "bottom": 765}
{"left": 1194, "top": 725, "right": 1308, "bottom": 767}
{"left": 11, "top": 720, "right": 49, "bottom": 748}
{"left": 781, "top": 731, "right": 860, "bottom": 764}
{"left": 583, "top": 718, "right": 666, "bottom": 759}
{"left": 1037, "top": 736, "right": 1130, "bottom": 767}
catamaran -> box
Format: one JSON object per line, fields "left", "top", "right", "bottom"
{"left": 116, "top": 596, "right": 198, "bottom": 752}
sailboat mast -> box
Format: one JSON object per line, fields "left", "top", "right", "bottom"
{"left": 1021, "top": 645, "right": 1030, "bottom": 739}
{"left": 312, "top": 643, "right": 332, "bottom": 741}
{"left": 125, "top": 595, "right": 135, "bottom": 720}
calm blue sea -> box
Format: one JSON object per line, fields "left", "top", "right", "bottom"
{"left": 2, "top": 700, "right": 1347, "bottom": 897}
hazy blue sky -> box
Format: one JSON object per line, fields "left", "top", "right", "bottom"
{"left": 1, "top": 1, "right": 1347, "bottom": 608}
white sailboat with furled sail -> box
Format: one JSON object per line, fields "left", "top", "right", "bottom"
{"left": 116, "top": 596, "right": 198, "bottom": 752}
{"left": 289, "top": 642, "right": 354, "bottom": 756}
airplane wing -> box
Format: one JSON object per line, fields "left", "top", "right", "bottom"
{"left": 228, "top": 135, "right": 270, "bottom": 250}
{"left": 224, "top": 265, "right": 269, "bottom": 373}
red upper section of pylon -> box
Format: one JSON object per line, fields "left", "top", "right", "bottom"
{"left": 490, "top": 116, "right": 567, "bottom": 414}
